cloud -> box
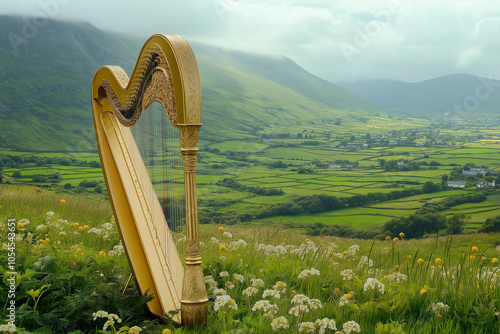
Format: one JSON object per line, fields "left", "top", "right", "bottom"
{"left": 1, "top": 0, "right": 499, "bottom": 82}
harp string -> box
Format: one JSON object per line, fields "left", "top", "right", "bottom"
{"left": 129, "top": 101, "right": 185, "bottom": 263}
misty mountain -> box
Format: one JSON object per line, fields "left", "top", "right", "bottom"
{"left": 338, "top": 74, "right": 500, "bottom": 120}
{"left": 0, "top": 16, "right": 380, "bottom": 151}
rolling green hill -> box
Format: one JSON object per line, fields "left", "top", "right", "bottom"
{"left": 0, "top": 16, "right": 382, "bottom": 151}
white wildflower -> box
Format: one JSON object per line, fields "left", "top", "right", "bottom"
{"left": 343, "top": 320, "right": 361, "bottom": 334}
{"left": 271, "top": 316, "right": 289, "bottom": 331}
{"left": 223, "top": 231, "right": 233, "bottom": 239}
{"left": 0, "top": 324, "right": 17, "bottom": 333}
{"left": 243, "top": 286, "right": 258, "bottom": 297}
{"left": 309, "top": 298, "right": 323, "bottom": 310}
{"left": 225, "top": 281, "right": 235, "bottom": 290}
{"left": 289, "top": 304, "right": 310, "bottom": 317}
{"left": 431, "top": 302, "right": 450, "bottom": 314}
{"left": 233, "top": 273, "right": 245, "bottom": 283}
{"left": 262, "top": 289, "right": 281, "bottom": 300}
{"left": 128, "top": 326, "right": 142, "bottom": 334}
{"left": 357, "top": 256, "right": 374, "bottom": 268}
{"left": 298, "top": 267, "right": 320, "bottom": 279}
{"left": 211, "top": 237, "right": 219, "bottom": 244}
{"left": 214, "top": 295, "right": 238, "bottom": 311}
{"left": 298, "top": 321, "right": 316, "bottom": 333}
{"left": 214, "top": 288, "right": 227, "bottom": 296}
{"left": 273, "top": 280, "right": 287, "bottom": 293}
{"left": 205, "top": 275, "right": 218, "bottom": 291}
{"left": 363, "top": 278, "right": 385, "bottom": 294}
{"left": 291, "top": 294, "right": 310, "bottom": 305}
{"left": 341, "top": 269, "right": 355, "bottom": 281}
{"left": 251, "top": 278, "right": 265, "bottom": 287}
{"left": 219, "top": 271, "right": 230, "bottom": 278}
{"left": 315, "top": 318, "right": 337, "bottom": 334}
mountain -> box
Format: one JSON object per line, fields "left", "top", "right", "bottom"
{"left": 338, "top": 74, "right": 500, "bottom": 120}
{"left": 0, "top": 16, "right": 381, "bottom": 151}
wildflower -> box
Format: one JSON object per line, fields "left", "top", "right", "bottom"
{"left": 71, "top": 222, "right": 80, "bottom": 228}
{"left": 219, "top": 226, "right": 224, "bottom": 231}
{"left": 435, "top": 258, "right": 442, "bottom": 265}
{"left": 492, "top": 258, "right": 498, "bottom": 264}
{"left": 291, "top": 294, "right": 310, "bottom": 305}
{"left": 211, "top": 237, "right": 219, "bottom": 244}
{"left": 99, "top": 251, "right": 106, "bottom": 257}
{"left": 315, "top": 318, "right": 337, "bottom": 333}
{"left": 93, "top": 310, "right": 109, "bottom": 321}
{"left": 83, "top": 225, "right": 89, "bottom": 230}
{"left": 342, "top": 321, "right": 361, "bottom": 334}
{"left": 471, "top": 246, "right": 478, "bottom": 254}
{"left": 242, "top": 286, "right": 258, "bottom": 297}
{"left": 225, "top": 281, "right": 235, "bottom": 290}
{"left": 298, "top": 322, "right": 316, "bottom": 333}
{"left": 18, "top": 222, "right": 24, "bottom": 228}
{"left": 417, "top": 258, "right": 424, "bottom": 264}
{"left": 233, "top": 273, "right": 244, "bottom": 282}
{"left": 219, "top": 271, "right": 229, "bottom": 278}
{"left": 393, "top": 237, "right": 399, "bottom": 242}
{"left": 219, "top": 244, "right": 227, "bottom": 251}
{"left": 77, "top": 248, "right": 82, "bottom": 252}
{"left": 271, "top": 316, "right": 289, "bottom": 331}
{"left": 162, "top": 330, "right": 172, "bottom": 334}
{"left": 298, "top": 267, "right": 320, "bottom": 279}
{"left": 79, "top": 226, "right": 84, "bottom": 231}
{"left": 291, "top": 290, "right": 297, "bottom": 296}
{"left": 223, "top": 231, "right": 233, "bottom": 239}
{"left": 363, "top": 278, "right": 385, "bottom": 294}
{"left": 214, "top": 288, "right": 227, "bottom": 296}
{"left": 59, "top": 199, "right": 66, "bottom": 206}
{"left": 420, "top": 288, "right": 427, "bottom": 295}
{"left": 205, "top": 276, "right": 218, "bottom": 291}
{"left": 273, "top": 281, "right": 287, "bottom": 292}
{"left": 399, "top": 232, "right": 405, "bottom": 238}
{"left": 59, "top": 231, "right": 67, "bottom": 236}
{"left": 341, "top": 269, "right": 355, "bottom": 281}
{"left": 214, "top": 295, "right": 238, "bottom": 312}
{"left": 339, "top": 294, "right": 353, "bottom": 307}
{"left": 289, "top": 304, "right": 310, "bottom": 317}
{"left": 333, "top": 288, "right": 342, "bottom": 298}
{"left": 251, "top": 278, "right": 265, "bottom": 287}
{"left": 128, "top": 326, "right": 142, "bottom": 334}
{"left": 46, "top": 211, "right": 55, "bottom": 217}
{"left": 0, "top": 324, "right": 16, "bottom": 333}
{"left": 385, "top": 236, "right": 391, "bottom": 242}
{"left": 357, "top": 256, "right": 374, "bottom": 268}
{"left": 71, "top": 261, "right": 77, "bottom": 268}
{"left": 263, "top": 289, "right": 281, "bottom": 299}
{"left": 309, "top": 298, "right": 323, "bottom": 310}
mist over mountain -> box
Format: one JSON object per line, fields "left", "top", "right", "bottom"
{"left": 338, "top": 74, "right": 500, "bottom": 120}
{"left": 0, "top": 16, "right": 381, "bottom": 151}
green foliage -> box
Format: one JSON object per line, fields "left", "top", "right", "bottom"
{"left": 478, "top": 215, "right": 500, "bottom": 233}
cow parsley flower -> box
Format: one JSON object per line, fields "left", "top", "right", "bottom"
{"left": 273, "top": 280, "right": 287, "bottom": 292}
{"left": 289, "top": 304, "right": 310, "bottom": 317}
{"left": 214, "top": 295, "right": 237, "bottom": 312}
{"left": 271, "top": 316, "right": 289, "bottom": 331}
{"left": 251, "top": 278, "right": 265, "bottom": 287}
{"left": 243, "top": 286, "right": 258, "bottom": 297}
{"left": 363, "top": 278, "right": 385, "bottom": 294}
{"left": 341, "top": 269, "right": 355, "bottom": 281}
{"left": 298, "top": 321, "right": 316, "bottom": 333}
{"left": 219, "top": 271, "right": 230, "bottom": 278}
{"left": 342, "top": 320, "right": 361, "bottom": 334}
{"left": 315, "top": 318, "right": 337, "bottom": 334}
{"left": 431, "top": 302, "right": 450, "bottom": 314}
{"left": 263, "top": 289, "right": 281, "bottom": 299}
{"left": 291, "top": 294, "right": 310, "bottom": 305}
{"left": 233, "top": 273, "right": 245, "bottom": 283}
{"left": 214, "top": 288, "right": 227, "bottom": 296}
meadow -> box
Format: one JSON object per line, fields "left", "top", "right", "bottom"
{"left": 0, "top": 186, "right": 499, "bottom": 333}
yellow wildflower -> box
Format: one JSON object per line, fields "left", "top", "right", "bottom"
{"left": 435, "top": 258, "right": 442, "bottom": 265}
{"left": 344, "top": 293, "right": 353, "bottom": 300}
{"left": 83, "top": 225, "right": 89, "bottom": 230}
{"left": 162, "top": 329, "right": 172, "bottom": 334}
{"left": 436, "top": 313, "right": 442, "bottom": 319}
{"left": 420, "top": 289, "right": 427, "bottom": 295}
{"left": 399, "top": 232, "right": 405, "bottom": 238}
{"left": 471, "top": 246, "right": 478, "bottom": 254}
{"left": 18, "top": 222, "right": 24, "bottom": 228}
{"left": 469, "top": 255, "right": 476, "bottom": 261}
{"left": 44, "top": 238, "right": 49, "bottom": 243}
{"left": 98, "top": 251, "right": 106, "bottom": 257}
{"left": 394, "top": 265, "right": 400, "bottom": 271}
{"left": 417, "top": 258, "right": 424, "bottom": 264}
{"left": 218, "top": 226, "right": 224, "bottom": 232}
{"left": 492, "top": 258, "right": 498, "bottom": 264}
{"left": 393, "top": 237, "right": 399, "bottom": 242}
{"left": 385, "top": 236, "right": 391, "bottom": 242}
{"left": 78, "top": 226, "right": 83, "bottom": 231}
{"left": 71, "top": 261, "right": 77, "bottom": 268}
{"left": 77, "top": 248, "right": 82, "bottom": 252}
{"left": 305, "top": 238, "right": 310, "bottom": 242}
{"left": 291, "top": 290, "right": 297, "bottom": 297}
{"left": 342, "top": 251, "right": 348, "bottom": 256}
{"left": 59, "top": 199, "right": 66, "bottom": 206}
{"left": 71, "top": 222, "right": 79, "bottom": 228}
{"left": 219, "top": 244, "right": 227, "bottom": 251}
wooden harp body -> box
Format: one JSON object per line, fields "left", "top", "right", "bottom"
{"left": 90, "top": 34, "right": 208, "bottom": 326}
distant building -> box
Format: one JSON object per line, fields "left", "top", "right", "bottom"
{"left": 447, "top": 181, "right": 466, "bottom": 188}
{"left": 476, "top": 180, "right": 495, "bottom": 188}
{"left": 463, "top": 170, "right": 479, "bottom": 177}
{"left": 487, "top": 170, "right": 499, "bottom": 176}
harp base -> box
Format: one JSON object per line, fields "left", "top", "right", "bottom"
{"left": 181, "top": 263, "right": 208, "bottom": 327}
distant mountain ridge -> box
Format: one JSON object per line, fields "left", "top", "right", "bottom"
{"left": 338, "top": 74, "right": 500, "bottom": 120}
{"left": 0, "top": 16, "right": 381, "bottom": 151}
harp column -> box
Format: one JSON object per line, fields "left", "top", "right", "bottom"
{"left": 178, "top": 123, "right": 208, "bottom": 326}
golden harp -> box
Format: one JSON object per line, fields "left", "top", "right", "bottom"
{"left": 90, "top": 34, "right": 208, "bottom": 326}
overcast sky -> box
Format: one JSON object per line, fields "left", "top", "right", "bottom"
{"left": 3, "top": 0, "right": 500, "bottom": 83}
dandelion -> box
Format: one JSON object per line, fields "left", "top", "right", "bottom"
{"left": 393, "top": 237, "right": 399, "bottom": 242}
{"left": 342, "top": 321, "right": 361, "bottom": 334}
{"left": 59, "top": 199, "right": 66, "bottom": 206}
{"left": 492, "top": 258, "right": 498, "bottom": 264}
{"left": 417, "top": 258, "right": 424, "bottom": 264}
{"left": 71, "top": 222, "right": 80, "bottom": 228}
{"left": 77, "top": 248, "right": 82, "bottom": 252}
{"left": 219, "top": 226, "right": 224, "bottom": 231}
{"left": 291, "top": 290, "right": 297, "bottom": 296}
{"left": 219, "top": 244, "right": 227, "bottom": 251}
{"left": 471, "top": 246, "right": 478, "bottom": 254}
{"left": 271, "top": 316, "right": 289, "bottom": 331}
{"left": 298, "top": 322, "right": 316, "bottom": 333}
{"left": 420, "top": 288, "right": 427, "bottom": 295}
{"left": 162, "top": 330, "right": 172, "bottom": 334}
{"left": 399, "top": 232, "right": 405, "bottom": 238}
{"left": 243, "top": 286, "right": 258, "bottom": 297}
{"left": 339, "top": 294, "right": 353, "bottom": 307}
{"left": 79, "top": 226, "right": 84, "bottom": 231}
{"left": 17, "top": 222, "right": 24, "bottom": 228}
{"left": 99, "top": 251, "right": 106, "bottom": 257}
{"left": 214, "top": 295, "right": 238, "bottom": 312}
{"left": 83, "top": 225, "right": 89, "bottom": 230}
{"left": 385, "top": 236, "right": 391, "bottom": 242}
{"left": 435, "top": 258, "right": 442, "bottom": 265}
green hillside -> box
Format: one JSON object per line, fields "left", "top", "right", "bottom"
{"left": 0, "top": 16, "right": 383, "bottom": 151}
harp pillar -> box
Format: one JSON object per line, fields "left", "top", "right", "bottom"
{"left": 179, "top": 124, "right": 208, "bottom": 326}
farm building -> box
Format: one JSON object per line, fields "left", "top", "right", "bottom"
{"left": 476, "top": 180, "right": 495, "bottom": 188}
{"left": 447, "top": 181, "right": 466, "bottom": 188}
